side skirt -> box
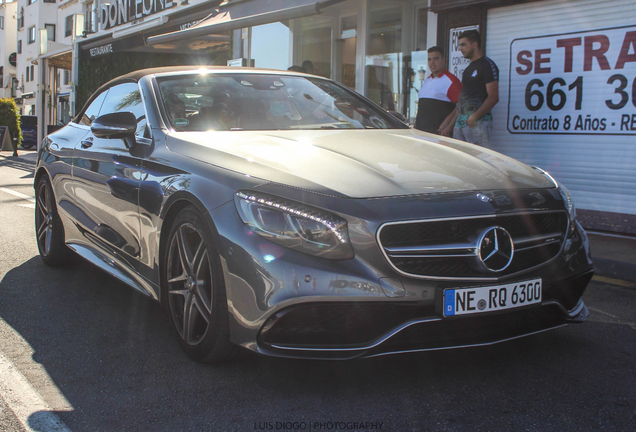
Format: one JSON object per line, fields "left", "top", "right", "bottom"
{"left": 66, "top": 242, "right": 160, "bottom": 300}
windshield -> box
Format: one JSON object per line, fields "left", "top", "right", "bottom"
{"left": 156, "top": 73, "right": 407, "bottom": 132}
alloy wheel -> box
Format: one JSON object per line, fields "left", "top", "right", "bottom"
{"left": 166, "top": 222, "right": 214, "bottom": 346}
{"left": 36, "top": 179, "right": 54, "bottom": 257}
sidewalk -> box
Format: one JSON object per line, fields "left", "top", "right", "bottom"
{"left": 0, "top": 150, "right": 38, "bottom": 165}
{"left": 1, "top": 149, "right": 635, "bottom": 285}
{"left": 587, "top": 232, "right": 636, "bottom": 285}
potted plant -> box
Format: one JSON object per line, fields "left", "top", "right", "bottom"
{"left": 0, "top": 98, "right": 22, "bottom": 157}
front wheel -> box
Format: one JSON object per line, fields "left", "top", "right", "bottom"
{"left": 35, "top": 176, "right": 72, "bottom": 266}
{"left": 163, "top": 206, "right": 240, "bottom": 363}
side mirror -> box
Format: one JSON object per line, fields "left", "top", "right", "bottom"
{"left": 388, "top": 110, "right": 408, "bottom": 124}
{"left": 91, "top": 112, "right": 137, "bottom": 139}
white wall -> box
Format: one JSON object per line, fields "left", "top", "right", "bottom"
{"left": 487, "top": 0, "right": 636, "bottom": 215}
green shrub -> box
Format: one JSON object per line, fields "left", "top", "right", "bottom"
{"left": 0, "top": 98, "right": 22, "bottom": 146}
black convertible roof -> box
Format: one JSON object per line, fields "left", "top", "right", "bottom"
{"left": 106, "top": 66, "right": 311, "bottom": 85}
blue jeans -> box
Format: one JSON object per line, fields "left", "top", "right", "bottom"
{"left": 453, "top": 121, "right": 492, "bottom": 147}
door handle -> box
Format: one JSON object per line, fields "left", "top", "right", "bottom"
{"left": 81, "top": 138, "right": 94, "bottom": 148}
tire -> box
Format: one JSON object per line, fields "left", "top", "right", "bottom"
{"left": 163, "top": 206, "right": 241, "bottom": 363}
{"left": 35, "top": 176, "right": 72, "bottom": 266}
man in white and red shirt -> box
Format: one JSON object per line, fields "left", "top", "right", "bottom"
{"left": 415, "top": 47, "right": 462, "bottom": 136}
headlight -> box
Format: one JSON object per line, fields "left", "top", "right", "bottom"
{"left": 234, "top": 191, "right": 354, "bottom": 259}
{"left": 532, "top": 167, "right": 576, "bottom": 237}
{"left": 557, "top": 182, "right": 576, "bottom": 219}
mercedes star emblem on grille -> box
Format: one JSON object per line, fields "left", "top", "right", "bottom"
{"left": 478, "top": 226, "right": 514, "bottom": 272}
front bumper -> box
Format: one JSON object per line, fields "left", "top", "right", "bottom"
{"left": 212, "top": 191, "right": 594, "bottom": 359}
{"left": 256, "top": 271, "right": 592, "bottom": 359}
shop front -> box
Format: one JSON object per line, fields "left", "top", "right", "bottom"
{"left": 77, "top": 0, "right": 441, "bottom": 124}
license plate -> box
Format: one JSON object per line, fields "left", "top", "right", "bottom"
{"left": 444, "top": 279, "right": 542, "bottom": 317}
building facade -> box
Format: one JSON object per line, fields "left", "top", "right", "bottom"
{"left": 96, "top": 0, "right": 636, "bottom": 233}
{"left": 15, "top": 0, "right": 58, "bottom": 118}
{"left": 0, "top": 1, "right": 17, "bottom": 100}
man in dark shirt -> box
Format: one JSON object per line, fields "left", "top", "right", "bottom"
{"left": 452, "top": 30, "right": 499, "bottom": 146}
{"left": 415, "top": 46, "right": 462, "bottom": 135}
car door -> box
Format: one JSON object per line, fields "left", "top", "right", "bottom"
{"left": 72, "top": 82, "right": 148, "bottom": 270}
{"left": 44, "top": 91, "right": 109, "bottom": 246}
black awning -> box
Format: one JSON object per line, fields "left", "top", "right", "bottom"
{"left": 147, "top": 0, "right": 344, "bottom": 46}
{"left": 47, "top": 51, "right": 73, "bottom": 70}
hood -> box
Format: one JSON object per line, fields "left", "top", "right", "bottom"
{"left": 166, "top": 129, "right": 554, "bottom": 198}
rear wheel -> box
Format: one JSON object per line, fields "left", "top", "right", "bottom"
{"left": 163, "top": 206, "right": 240, "bottom": 363}
{"left": 35, "top": 176, "right": 72, "bottom": 266}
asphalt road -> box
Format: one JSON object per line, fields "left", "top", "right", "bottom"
{"left": 0, "top": 153, "right": 635, "bottom": 432}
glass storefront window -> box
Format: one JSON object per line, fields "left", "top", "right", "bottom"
{"left": 366, "top": 1, "right": 403, "bottom": 112}
{"left": 298, "top": 16, "right": 332, "bottom": 78}
{"left": 251, "top": 22, "right": 291, "bottom": 71}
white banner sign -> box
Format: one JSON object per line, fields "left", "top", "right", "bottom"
{"left": 449, "top": 25, "right": 479, "bottom": 82}
{"left": 508, "top": 25, "right": 636, "bottom": 135}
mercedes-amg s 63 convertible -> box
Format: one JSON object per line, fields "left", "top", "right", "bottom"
{"left": 35, "top": 67, "right": 593, "bottom": 362}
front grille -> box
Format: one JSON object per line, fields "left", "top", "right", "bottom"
{"left": 378, "top": 211, "right": 568, "bottom": 279}
{"left": 258, "top": 302, "right": 568, "bottom": 357}
{"left": 369, "top": 304, "right": 565, "bottom": 355}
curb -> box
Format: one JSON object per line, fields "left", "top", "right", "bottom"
{"left": 592, "top": 258, "right": 636, "bottom": 285}
{"left": 587, "top": 232, "right": 636, "bottom": 285}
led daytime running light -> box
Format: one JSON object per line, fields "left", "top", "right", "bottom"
{"left": 236, "top": 192, "right": 348, "bottom": 244}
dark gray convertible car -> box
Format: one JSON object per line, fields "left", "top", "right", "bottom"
{"left": 35, "top": 66, "right": 593, "bottom": 362}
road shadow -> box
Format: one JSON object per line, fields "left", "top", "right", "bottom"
{"left": 1, "top": 258, "right": 633, "bottom": 431}
{"left": 0, "top": 154, "right": 36, "bottom": 177}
